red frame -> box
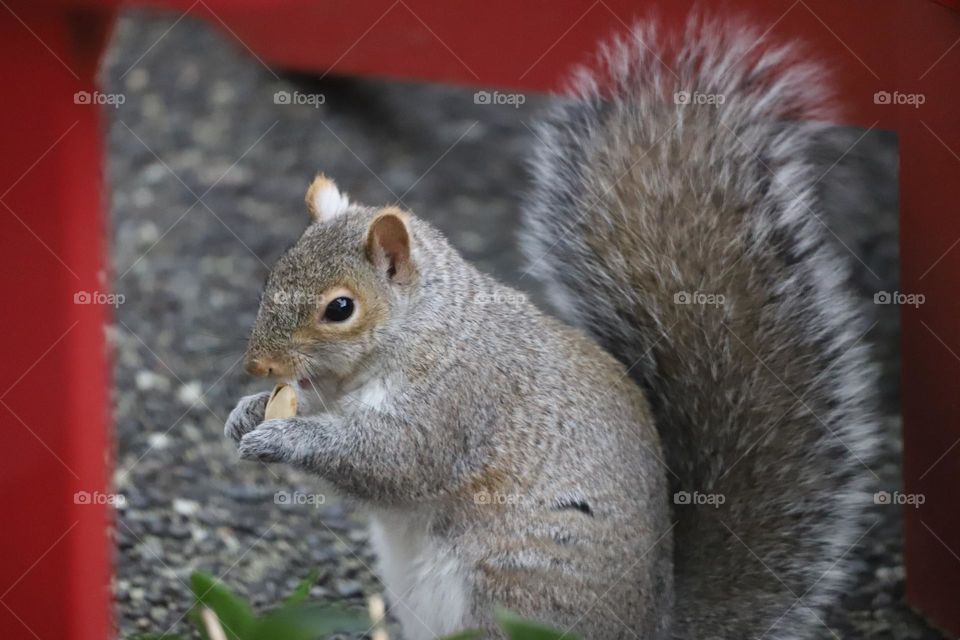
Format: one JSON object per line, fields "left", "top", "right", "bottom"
{"left": 2, "top": 1, "right": 957, "bottom": 637}
{"left": 0, "top": 5, "right": 115, "bottom": 640}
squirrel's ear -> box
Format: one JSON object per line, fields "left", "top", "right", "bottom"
{"left": 305, "top": 174, "right": 350, "bottom": 222}
{"left": 365, "top": 208, "right": 415, "bottom": 285}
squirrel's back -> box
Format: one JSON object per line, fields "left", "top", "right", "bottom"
{"left": 521, "top": 17, "right": 879, "bottom": 639}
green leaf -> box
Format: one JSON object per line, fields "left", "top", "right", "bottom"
{"left": 495, "top": 608, "right": 577, "bottom": 640}
{"left": 439, "top": 630, "right": 486, "bottom": 640}
{"left": 251, "top": 605, "right": 370, "bottom": 640}
{"left": 283, "top": 569, "right": 320, "bottom": 607}
{"left": 190, "top": 572, "right": 256, "bottom": 640}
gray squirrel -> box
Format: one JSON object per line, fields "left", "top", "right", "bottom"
{"left": 225, "top": 16, "right": 879, "bottom": 640}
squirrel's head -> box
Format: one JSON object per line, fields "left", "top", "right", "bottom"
{"left": 244, "top": 175, "right": 418, "bottom": 384}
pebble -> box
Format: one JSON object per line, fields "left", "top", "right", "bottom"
{"left": 138, "top": 221, "right": 161, "bottom": 244}
{"left": 176, "top": 381, "right": 202, "bottom": 409}
{"left": 875, "top": 566, "right": 896, "bottom": 582}
{"left": 132, "top": 186, "right": 154, "bottom": 208}
{"left": 335, "top": 580, "right": 364, "bottom": 599}
{"left": 125, "top": 67, "right": 149, "bottom": 92}
{"left": 146, "top": 432, "right": 171, "bottom": 450}
{"left": 135, "top": 370, "right": 169, "bottom": 392}
{"left": 173, "top": 498, "right": 200, "bottom": 516}
{"left": 142, "top": 163, "right": 167, "bottom": 185}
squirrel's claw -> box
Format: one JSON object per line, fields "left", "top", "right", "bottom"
{"left": 237, "top": 418, "right": 293, "bottom": 463}
{"left": 224, "top": 392, "right": 271, "bottom": 443}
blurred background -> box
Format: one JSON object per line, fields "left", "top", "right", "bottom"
{"left": 102, "top": 9, "right": 932, "bottom": 639}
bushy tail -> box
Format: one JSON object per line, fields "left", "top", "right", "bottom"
{"left": 521, "top": 17, "right": 879, "bottom": 640}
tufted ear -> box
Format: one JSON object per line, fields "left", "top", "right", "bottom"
{"left": 305, "top": 174, "right": 350, "bottom": 222}
{"left": 365, "top": 208, "right": 416, "bottom": 285}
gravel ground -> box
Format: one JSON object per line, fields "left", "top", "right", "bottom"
{"left": 103, "top": 10, "right": 936, "bottom": 639}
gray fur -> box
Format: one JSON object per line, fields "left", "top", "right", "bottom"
{"left": 229, "top": 206, "right": 674, "bottom": 638}
{"left": 224, "top": 392, "right": 270, "bottom": 442}
{"left": 225, "top": 17, "right": 880, "bottom": 639}
{"left": 521, "top": 16, "right": 879, "bottom": 640}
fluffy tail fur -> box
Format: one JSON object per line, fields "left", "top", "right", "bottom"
{"left": 521, "top": 17, "right": 879, "bottom": 639}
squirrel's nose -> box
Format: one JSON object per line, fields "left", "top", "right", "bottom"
{"left": 245, "top": 356, "right": 289, "bottom": 378}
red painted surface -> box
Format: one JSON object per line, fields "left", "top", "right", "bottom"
{"left": 1, "top": 0, "right": 957, "bottom": 637}
{"left": 0, "top": 5, "right": 115, "bottom": 640}
{"left": 146, "top": 0, "right": 904, "bottom": 126}
{"left": 890, "top": 3, "right": 960, "bottom": 634}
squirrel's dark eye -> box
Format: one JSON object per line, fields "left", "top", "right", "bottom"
{"left": 323, "top": 296, "right": 354, "bottom": 322}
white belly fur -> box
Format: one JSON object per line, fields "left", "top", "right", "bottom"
{"left": 368, "top": 509, "right": 471, "bottom": 639}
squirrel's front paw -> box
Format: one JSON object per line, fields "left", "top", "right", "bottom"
{"left": 237, "top": 418, "right": 299, "bottom": 464}
{"left": 224, "top": 392, "right": 271, "bottom": 442}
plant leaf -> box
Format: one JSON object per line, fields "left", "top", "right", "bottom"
{"left": 190, "top": 572, "right": 256, "bottom": 640}
{"left": 283, "top": 569, "right": 320, "bottom": 607}
{"left": 495, "top": 608, "right": 576, "bottom": 640}
{"left": 251, "top": 605, "right": 370, "bottom": 640}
